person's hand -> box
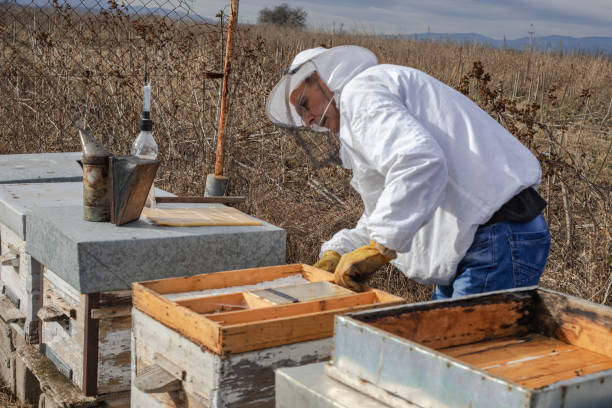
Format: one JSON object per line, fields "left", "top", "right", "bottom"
{"left": 334, "top": 241, "right": 396, "bottom": 292}
{"left": 313, "top": 250, "right": 341, "bottom": 273}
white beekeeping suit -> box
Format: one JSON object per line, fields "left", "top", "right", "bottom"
{"left": 267, "top": 46, "right": 542, "bottom": 286}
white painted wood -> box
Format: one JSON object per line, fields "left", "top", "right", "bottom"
{"left": 325, "top": 364, "right": 417, "bottom": 408}
{"left": 1, "top": 225, "right": 28, "bottom": 307}
{"left": 41, "top": 272, "right": 133, "bottom": 395}
{"left": 134, "top": 364, "right": 182, "bottom": 393}
{"left": 132, "top": 309, "right": 333, "bottom": 408}
{"left": 44, "top": 269, "right": 80, "bottom": 305}
{"left": 0, "top": 223, "right": 41, "bottom": 340}
{"left": 0, "top": 318, "right": 16, "bottom": 392}
{"left": 41, "top": 316, "right": 84, "bottom": 388}
{"left": 97, "top": 315, "right": 132, "bottom": 394}
{"left": 276, "top": 363, "right": 397, "bottom": 408}
{"left": 0, "top": 295, "right": 25, "bottom": 322}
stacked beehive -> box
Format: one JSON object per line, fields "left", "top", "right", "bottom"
{"left": 0, "top": 153, "right": 83, "bottom": 404}
{"left": 0, "top": 152, "right": 288, "bottom": 407}
{"left": 25, "top": 201, "right": 285, "bottom": 407}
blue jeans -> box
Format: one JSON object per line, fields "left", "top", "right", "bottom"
{"left": 432, "top": 214, "right": 550, "bottom": 300}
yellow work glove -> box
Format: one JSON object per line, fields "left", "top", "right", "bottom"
{"left": 334, "top": 241, "right": 396, "bottom": 292}
{"left": 313, "top": 250, "right": 341, "bottom": 273}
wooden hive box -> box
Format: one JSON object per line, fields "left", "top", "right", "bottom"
{"left": 131, "top": 264, "right": 404, "bottom": 407}
{"left": 1, "top": 223, "right": 43, "bottom": 343}
{"left": 328, "top": 287, "right": 612, "bottom": 408}
{"left": 38, "top": 269, "right": 133, "bottom": 405}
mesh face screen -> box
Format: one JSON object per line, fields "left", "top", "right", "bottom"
{"left": 288, "top": 128, "right": 341, "bottom": 169}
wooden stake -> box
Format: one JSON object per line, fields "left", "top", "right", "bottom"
{"left": 82, "top": 293, "right": 100, "bottom": 396}
{"left": 214, "top": 0, "right": 239, "bottom": 177}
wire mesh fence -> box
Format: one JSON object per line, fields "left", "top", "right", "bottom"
{"left": 0, "top": 0, "right": 230, "bottom": 168}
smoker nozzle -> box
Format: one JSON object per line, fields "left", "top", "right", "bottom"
{"left": 78, "top": 128, "right": 112, "bottom": 158}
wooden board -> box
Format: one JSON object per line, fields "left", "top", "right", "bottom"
{"left": 0, "top": 224, "right": 41, "bottom": 337}
{"left": 132, "top": 264, "right": 404, "bottom": 354}
{"left": 535, "top": 290, "right": 612, "bottom": 358}
{"left": 42, "top": 271, "right": 133, "bottom": 395}
{"left": 248, "top": 281, "right": 354, "bottom": 305}
{"left": 141, "top": 207, "right": 262, "bottom": 227}
{"left": 367, "top": 300, "right": 532, "bottom": 350}
{"left": 141, "top": 264, "right": 331, "bottom": 295}
{"left": 0, "top": 295, "right": 25, "bottom": 323}
{"left": 440, "top": 333, "right": 612, "bottom": 389}
{"left": 134, "top": 363, "right": 182, "bottom": 394}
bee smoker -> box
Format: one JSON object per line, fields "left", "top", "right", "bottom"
{"left": 79, "top": 128, "right": 112, "bottom": 222}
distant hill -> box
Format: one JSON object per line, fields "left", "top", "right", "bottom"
{"left": 405, "top": 33, "right": 612, "bottom": 55}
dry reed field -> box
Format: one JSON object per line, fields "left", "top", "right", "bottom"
{"left": 0, "top": 6, "right": 610, "bottom": 308}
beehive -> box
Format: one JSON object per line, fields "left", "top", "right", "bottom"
{"left": 323, "top": 287, "right": 612, "bottom": 408}
{"left": 131, "top": 264, "right": 404, "bottom": 407}
{"left": 26, "top": 201, "right": 285, "bottom": 405}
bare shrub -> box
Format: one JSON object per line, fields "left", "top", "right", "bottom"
{"left": 258, "top": 4, "right": 307, "bottom": 28}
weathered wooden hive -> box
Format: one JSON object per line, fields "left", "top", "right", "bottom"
{"left": 24, "top": 200, "right": 285, "bottom": 407}
{"left": 0, "top": 153, "right": 83, "bottom": 403}
{"left": 131, "top": 263, "right": 404, "bottom": 407}
{"left": 277, "top": 287, "right": 612, "bottom": 408}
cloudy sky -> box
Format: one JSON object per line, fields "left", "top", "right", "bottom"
{"left": 191, "top": 0, "right": 612, "bottom": 39}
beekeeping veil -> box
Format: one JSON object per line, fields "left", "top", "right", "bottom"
{"left": 266, "top": 45, "right": 378, "bottom": 168}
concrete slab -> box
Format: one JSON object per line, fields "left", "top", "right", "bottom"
{"left": 0, "top": 183, "right": 82, "bottom": 240}
{"left": 0, "top": 153, "right": 83, "bottom": 184}
{"left": 276, "top": 363, "right": 396, "bottom": 408}
{"left": 0, "top": 183, "right": 174, "bottom": 240}
{"left": 26, "top": 204, "right": 286, "bottom": 293}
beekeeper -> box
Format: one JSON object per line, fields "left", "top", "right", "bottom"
{"left": 266, "top": 45, "right": 550, "bottom": 299}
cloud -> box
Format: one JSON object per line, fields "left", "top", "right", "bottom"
{"left": 192, "top": 0, "right": 612, "bottom": 38}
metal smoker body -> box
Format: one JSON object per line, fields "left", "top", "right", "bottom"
{"left": 79, "top": 129, "right": 112, "bottom": 222}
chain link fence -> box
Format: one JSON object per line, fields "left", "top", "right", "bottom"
{"left": 1, "top": 0, "right": 231, "bottom": 175}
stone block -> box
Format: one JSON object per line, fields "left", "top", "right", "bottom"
{"left": 26, "top": 204, "right": 285, "bottom": 293}
{"left": 0, "top": 182, "right": 83, "bottom": 240}
{"left": 0, "top": 182, "right": 174, "bottom": 240}
{"left": 0, "top": 153, "right": 83, "bottom": 184}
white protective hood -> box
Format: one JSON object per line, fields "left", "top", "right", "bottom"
{"left": 266, "top": 46, "right": 378, "bottom": 130}
{"left": 268, "top": 46, "right": 542, "bottom": 286}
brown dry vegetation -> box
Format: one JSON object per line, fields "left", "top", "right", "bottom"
{"left": 0, "top": 382, "right": 31, "bottom": 407}
{"left": 0, "top": 6, "right": 610, "bottom": 306}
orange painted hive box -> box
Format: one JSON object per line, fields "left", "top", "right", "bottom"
{"left": 132, "top": 264, "right": 404, "bottom": 355}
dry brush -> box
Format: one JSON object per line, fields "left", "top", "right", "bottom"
{"left": 0, "top": 8, "right": 610, "bottom": 304}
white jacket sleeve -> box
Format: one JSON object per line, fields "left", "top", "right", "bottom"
{"left": 341, "top": 79, "right": 448, "bottom": 254}
{"left": 320, "top": 212, "right": 370, "bottom": 257}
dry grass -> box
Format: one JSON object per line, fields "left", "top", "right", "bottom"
{"left": 0, "top": 8, "right": 610, "bottom": 306}
{"left": 0, "top": 381, "right": 32, "bottom": 407}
